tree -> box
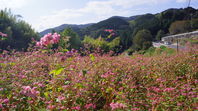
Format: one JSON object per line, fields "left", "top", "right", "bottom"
{"left": 169, "top": 20, "right": 190, "bottom": 34}
{"left": 119, "top": 30, "right": 132, "bottom": 49}
{"left": 133, "top": 29, "right": 153, "bottom": 50}
{"left": 191, "top": 18, "right": 198, "bottom": 30}
{"left": 0, "top": 9, "right": 39, "bottom": 50}
{"left": 130, "top": 14, "right": 160, "bottom": 36}
{"left": 60, "top": 28, "right": 81, "bottom": 50}
{"left": 108, "top": 37, "right": 120, "bottom": 52}
{"left": 82, "top": 35, "right": 109, "bottom": 53}
{"left": 156, "top": 30, "right": 165, "bottom": 41}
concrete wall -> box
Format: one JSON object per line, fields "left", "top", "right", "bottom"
{"left": 162, "top": 30, "right": 198, "bottom": 43}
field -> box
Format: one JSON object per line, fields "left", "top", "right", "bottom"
{"left": 0, "top": 47, "right": 198, "bottom": 111}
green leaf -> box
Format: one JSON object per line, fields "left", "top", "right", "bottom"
{"left": 1, "top": 37, "right": 7, "bottom": 40}
{"left": 49, "top": 67, "right": 64, "bottom": 76}
{"left": 9, "top": 62, "right": 16, "bottom": 66}
{"left": 89, "top": 54, "right": 95, "bottom": 61}
{"left": 62, "top": 49, "right": 69, "bottom": 52}
{"left": 44, "top": 92, "right": 49, "bottom": 98}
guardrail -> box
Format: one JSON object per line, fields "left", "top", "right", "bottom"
{"left": 162, "top": 30, "right": 198, "bottom": 42}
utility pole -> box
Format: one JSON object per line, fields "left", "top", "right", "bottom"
{"left": 177, "top": 38, "right": 179, "bottom": 52}
{"left": 189, "top": 0, "right": 193, "bottom": 28}
{"left": 188, "top": 0, "right": 191, "bottom": 7}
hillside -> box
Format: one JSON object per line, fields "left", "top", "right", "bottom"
{"left": 39, "top": 23, "right": 94, "bottom": 36}
{"left": 1, "top": 7, "right": 198, "bottom": 51}
{"left": 40, "top": 7, "right": 198, "bottom": 39}
{"left": 39, "top": 16, "right": 139, "bottom": 36}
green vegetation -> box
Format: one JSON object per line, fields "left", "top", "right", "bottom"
{"left": 180, "top": 36, "right": 198, "bottom": 45}
{"left": 156, "top": 30, "right": 165, "bottom": 41}
{"left": 82, "top": 36, "right": 120, "bottom": 53}
{"left": 0, "top": 9, "right": 39, "bottom": 51}
{"left": 144, "top": 46, "right": 176, "bottom": 56}
{"left": 60, "top": 28, "right": 81, "bottom": 50}
{"left": 132, "top": 29, "right": 153, "bottom": 50}
{"left": 1, "top": 7, "right": 198, "bottom": 53}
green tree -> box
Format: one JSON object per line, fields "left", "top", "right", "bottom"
{"left": 133, "top": 29, "right": 153, "bottom": 50}
{"left": 191, "top": 18, "right": 198, "bottom": 30}
{"left": 119, "top": 30, "right": 132, "bottom": 49}
{"left": 108, "top": 37, "right": 121, "bottom": 53}
{"left": 0, "top": 9, "right": 39, "bottom": 50}
{"left": 156, "top": 30, "right": 165, "bottom": 41}
{"left": 169, "top": 20, "right": 191, "bottom": 34}
{"left": 60, "top": 28, "right": 81, "bottom": 50}
{"left": 129, "top": 14, "right": 160, "bottom": 36}
{"left": 82, "top": 36, "right": 109, "bottom": 52}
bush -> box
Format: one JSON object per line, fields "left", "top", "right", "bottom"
{"left": 133, "top": 29, "right": 153, "bottom": 50}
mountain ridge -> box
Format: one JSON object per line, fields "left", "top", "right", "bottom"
{"left": 39, "top": 15, "right": 139, "bottom": 36}
{"left": 39, "top": 7, "right": 198, "bottom": 38}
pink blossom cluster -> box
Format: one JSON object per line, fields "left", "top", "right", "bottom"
{"left": 104, "top": 29, "right": 115, "bottom": 36}
{"left": 104, "top": 29, "right": 114, "bottom": 33}
{"left": 0, "top": 32, "right": 7, "bottom": 37}
{"left": 21, "top": 86, "right": 40, "bottom": 98}
{"left": 84, "top": 103, "right": 96, "bottom": 109}
{"left": 71, "top": 106, "right": 80, "bottom": 110}
{"left": 0, "top": 98, "right": 9, "bottom": 108}
{"left": 101, "top": 71, "right": 115, "bottom": 78}
{"left": 110, "top": 102, "right": 127, "bottom": 110}
{"left": 36, "top": 33, "right": 60, "bottom": 47}
{"left": 131, "top": 107, "right": 140, "bottom": 111}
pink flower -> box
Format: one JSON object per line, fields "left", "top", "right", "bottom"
{"left": 57, "top": 96, "right": 65, "bottom": 101}
{"left": 21, "top": 86, "right": 40, "bottom": 98}
{"left": 104, "top": 29, "right": 114, "bottom": 33}
{"left": 3, "top": 99, "right": 9, "bottom": 103}
{"left": 156, "top": 78, "right": 165, "bottom": 82}
{"left": 22, "top": 86, "right": 31, "bottom": 91}
{"left": 101, "top": 72, "right": 115, "bottom": 78}
{"left": 131, "top": 107, "right": 140, "bottom": 111}
{"left": 47, "top": 105, "right": 55, "bottom": 110}
{"left": 152, "top": 87, "right": 161, "bottom": 92}
{"left": 110, "top": 102, "right": 127, "bottom": 110}
{"left": 71, "top": 106, "right": 80, "bottom": 110}
{"left": 36, "top": 42, "right": 41, "bottom": 47}
{"left": 84, "top": 103, "right": 96, "bottom": 109}
{"left": 177, "top": 103, "right": 182, "bottom": 106}
{"left": 36, "top": 33, "right": 60, "bottom": 47}
{"left": 0, "top": 32, "right": 7, "bottom": 37}
{"left": 164, "top": 88, "right": 175, "bottom": 92}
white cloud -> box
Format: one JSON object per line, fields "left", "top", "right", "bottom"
{"left": 176, "top": 0, "right": 187, "bottom": 3}
{"left": 34, "top": 0, "right": 172, "bottom": 31}
{"left": 0, "top": 0, "right": 31, "bottom": 9}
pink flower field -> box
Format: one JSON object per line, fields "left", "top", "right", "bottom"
{"left": 0, "top": 48, "right": 197, "bottom": 111}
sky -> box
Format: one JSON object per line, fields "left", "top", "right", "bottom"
{"left": 0, "top": 0, "right": 197, "bottom": 32}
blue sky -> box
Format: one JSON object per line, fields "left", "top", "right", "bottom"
{"left": 0, "top": 0, "right": 197, "bottom": 32}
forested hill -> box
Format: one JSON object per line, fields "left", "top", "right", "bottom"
{"left": 40, "top": 7, "right": 198, "bottom": 39}
{"left": 38, "top": 7, "right": 198, "bottom": 52}
{"left": 39, "top": 23, "right": 94, "bottom": 37}
{"left": 1, "top": 7, "right": 198, "bottom": 51}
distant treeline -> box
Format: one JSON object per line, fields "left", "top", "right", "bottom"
{"left": 0, "top": 7, "right": 198, "bottom": 52}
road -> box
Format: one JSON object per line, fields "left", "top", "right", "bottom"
{"left": 152, "top": 42, "right": 186, "bottom": 50}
